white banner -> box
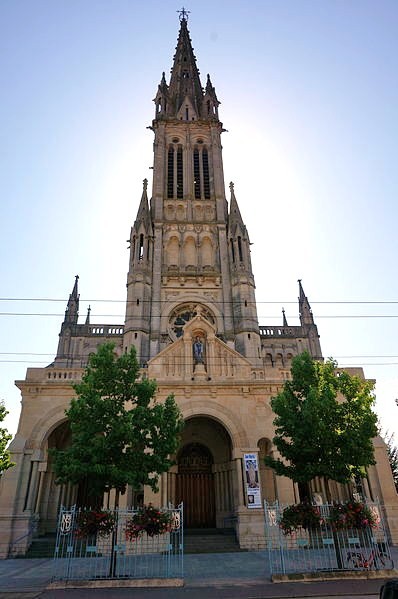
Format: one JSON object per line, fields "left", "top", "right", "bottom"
{"left": 243, "top": 453, "right": 262, "bottom": 509}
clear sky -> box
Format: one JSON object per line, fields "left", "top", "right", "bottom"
{"left": 1, "top": 1, "right": 398, "bottom": 440}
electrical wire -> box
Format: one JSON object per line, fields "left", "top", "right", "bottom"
{"left": 1, "top": 297, "right": 398, "bottom": 304}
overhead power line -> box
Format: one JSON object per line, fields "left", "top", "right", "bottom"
{"left": 2, "top": 312, "right": 398, "bottom": 319}
{"left": 0, "top": 359, "right": 397, "bottom": 366}
{"left": 1, "top": 297, "right": 398, "bottom": 305}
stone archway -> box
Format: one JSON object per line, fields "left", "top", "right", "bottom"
{"left": 36, "top": 420, "right": 73, "bottom": 534}
{"left": 172, "top": 416, "right": 233, "bottom": 529}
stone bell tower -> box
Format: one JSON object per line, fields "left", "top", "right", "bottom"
{"left": 124, "top": 10, "right": 262, "bottom": 368}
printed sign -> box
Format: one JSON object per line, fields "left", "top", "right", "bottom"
{"left": 243, "top": 453, "right": 262, "bottom": 509}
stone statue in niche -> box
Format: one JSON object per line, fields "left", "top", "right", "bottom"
{"left": 193, "top": 336, "right": 204, "bottom": 364}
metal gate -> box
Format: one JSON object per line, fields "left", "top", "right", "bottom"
{"left": 52, "top": 504, "right": 183, "bottom": 582}
{"left": 264, "top": 499, "right": 393, "bottom": 575}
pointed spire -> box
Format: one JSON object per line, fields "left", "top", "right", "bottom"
{"left": 154, "top": 13, "right": 221, "bottom": 122}
{"left": 64, "top": 275, "right": 79, "bottom": 325}
{"left": 160, "top": 71, "right": 167, "bottom": 89}
{"left": 164, "top": 15, "right": 203, "bottom": 120}
{"left": 134, "top": 178, "right": 151, "bottom": 230}
{"left": 298, "top": 279, "right": 314, "bottom": 326}
{"left": 71, "top": 274, "right": 79, "bottom": 298}
{"left": 228, "top": 182, "right": 246, "bottom": 234}
{"left": 282, "top": 307, "right": 288, "bottom": 327}
{"left": 85, "top": 305, "right": 91, "bottom": 325}
{"left": 205, "top": 73, "right": 213, "bottom": 93}
{"left": 203, "top": 74, "right": 220, "bottom": 119}
{"left": 154, "top": 72, "right": 169, "bottom": 118}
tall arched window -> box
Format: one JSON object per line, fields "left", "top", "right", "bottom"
{"left": 168, "top": 144, "right": 184, "bottom": 198}
{"left": 203, "top": 149, "right": 210, "bottom": 199}
{"left": 193, "top": 146, "right": 211, "bottom": 199}
{"left": 177, "top": 147, "right": 183, "bottom": 198}
{"left": 132, "top": 235, "right": 136, "bottom": 262}
{"left": 230, "top": 238, "right": 235, "bottom": 263}
{"left": 237, "top": 236, "right": 243, "bottom": 262}
{"left": 139, "top": 234, "right": 144, "bottom": 260}
{"left": 167, "top": 147, "right": 174, "bottom": 198}
{"left": 193, "top": 149, "right": 201, "bottom": 199}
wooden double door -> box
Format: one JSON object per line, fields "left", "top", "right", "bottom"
{"left": 176, "top": 443, "right": 215, "bottom": 528}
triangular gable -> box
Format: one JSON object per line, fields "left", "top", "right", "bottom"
{"left": 148, "top": 312, "right": 253, "bottom": 381}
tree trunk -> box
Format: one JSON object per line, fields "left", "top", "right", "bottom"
{"left": 109, "top": 490, "right": 120, "bottom": 578}
{"left": 324, "top": 478, "right": 343, "bottom": 569}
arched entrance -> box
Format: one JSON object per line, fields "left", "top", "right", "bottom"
{"left": 173, "top": 416, "right": 233, "bottom": 529}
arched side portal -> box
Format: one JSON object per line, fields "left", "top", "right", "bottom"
{"left": 171, "top": 416, "right": 234, "bottom": 529}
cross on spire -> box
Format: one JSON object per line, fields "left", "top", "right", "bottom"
{"left": 177, "top": 6, "right": 190, "bottom": 22}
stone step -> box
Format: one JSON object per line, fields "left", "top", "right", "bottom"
{"left": 23, "top": 535, "right": 57, "bottom": 558}
{"left": 23, "top": 529, "right": 244, "bottom": 557}
{"left": 184, "top": 528, "right": 246, "bottom": 554}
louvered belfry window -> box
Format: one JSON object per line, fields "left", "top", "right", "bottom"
{"left": 193, "top": 148, "right": 201, "bottom": 199}
{"left": 167, "top": 147, "right": 174, "bottom": 198}
{"left": 202, "top": 149, "right": 210, "bottom": 199}
{"left": 167, "top": 145, "right": 184, "bottom": 198}
{"left": 193, "top": 146, "right": 211, "bottom": 199}
{"left": 177, "top": 147, "right": 183, "bottom": 198}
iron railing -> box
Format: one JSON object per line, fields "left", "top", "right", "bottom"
{"left": 52, "top": 504, "right": 183, "bottom": 581}
{"left": 264, "top": 500, "right": 393, "bottom": 575}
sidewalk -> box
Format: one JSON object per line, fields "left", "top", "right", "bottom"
{"left": 0, "top": 549, "right": 397, "bottom": 598}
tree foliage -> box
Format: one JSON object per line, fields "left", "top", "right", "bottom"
{"left": 51, "top": 343, "right": 184, "bottom": 502}
{"left": 382, "top": 431, "right": 398, "bottom": 492}
{"left": 0, "top": 401, "right": 14, "bottom": 476}
{"left": 265, "top": 352, "right": 378, "bottom": 493}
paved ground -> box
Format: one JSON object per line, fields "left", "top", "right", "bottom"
{"left": 0, "top": 549, "right": 397, "bottom": 599}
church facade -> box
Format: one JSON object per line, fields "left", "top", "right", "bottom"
{"left": 1, "top": 14, "right": 397, "bottom": 556}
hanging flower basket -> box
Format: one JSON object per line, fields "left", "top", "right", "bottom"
{"left": 328, "top": 501, "right": 378, "bottom": 531}
{"left": 279, "top": 500, "right": 378, "bottom": 535}
{"left": 279, "top": 503, "right": 322, "bottom": 535}
{"left": 125, "top": 504, "right": 173, "bottom": 541}
{"left": 75, "top": 509, "right": 116, "bottom": 539}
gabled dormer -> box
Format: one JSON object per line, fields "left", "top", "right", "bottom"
{"left": 176, "top": 95, "right": 199, "bottom": 122}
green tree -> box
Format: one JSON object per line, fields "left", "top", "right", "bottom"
{"left": 51, "top": 343, "right": 184, "bottom": 506}
{"left": 265, "top": 352, "right": 378, "bottom": 501}
{"left": 0, "top": 401, "right": 14, "bottom": 476}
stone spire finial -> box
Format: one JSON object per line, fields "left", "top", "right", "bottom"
{"left": 143, "top": 178, "right": 148, "bottom": 192}
{"left": 85, "top": 305, "right": 91, "bottom": 325}
{"left": 177, "top": 6, "right": 190, "bottom": 22}
{"left": 282, "top": 307, "right": 288, "bottom": 327}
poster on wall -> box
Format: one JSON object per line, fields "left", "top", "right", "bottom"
{"left": 243, "top": 453, "right": 262, "bottom": 509}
